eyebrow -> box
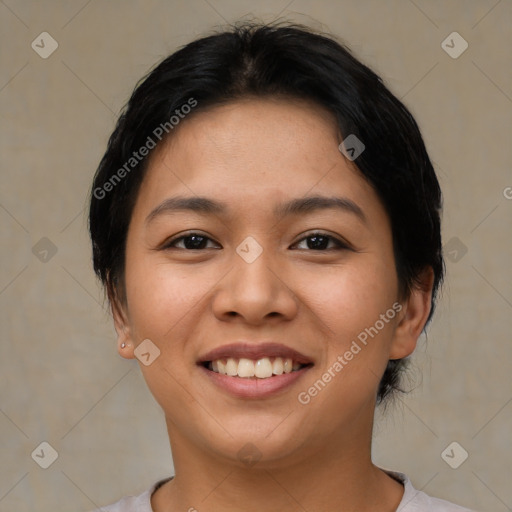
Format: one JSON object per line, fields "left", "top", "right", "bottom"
{"left": 145, "top": 195, "right": 367, "bottom": 225}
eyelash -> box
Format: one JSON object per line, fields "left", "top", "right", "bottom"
{"left": 161, "top": 231, "right": 351, "bottom": 251}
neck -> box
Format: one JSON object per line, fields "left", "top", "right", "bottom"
{"left": 151, "top": 415, "right": 404, "bottom": 512}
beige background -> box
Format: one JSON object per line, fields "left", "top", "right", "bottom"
{"left": 1, "top": 1, "right": 511, "bottom": 511}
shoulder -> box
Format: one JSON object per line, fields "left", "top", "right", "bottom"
{"left": 386, "top": 470, "right": 478, "bottom": 512}
{"left": 88, "top": 473, "right": 478, "bottom": 512}
{"left": 92, "top": 493, "right": 150, "bottom": 512}
{"left": 87, "top": 477, "right": 172, "bottom": 512}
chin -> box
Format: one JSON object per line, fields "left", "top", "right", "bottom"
{"left": 203, "top": 420, "right": 312, "bottom": 469}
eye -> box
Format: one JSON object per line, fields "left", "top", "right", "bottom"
{"left": 160, "top": 231, "right": 350, "bottom": 251}
{"left": 291, "top": 232, "right": 350, "bottom": 251}
{"left": 161, "top": 232, "right": 220, "bottom": 250}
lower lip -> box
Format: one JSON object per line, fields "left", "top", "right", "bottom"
{"left": 198, "top": 365, "right": 312, "bottom": 399}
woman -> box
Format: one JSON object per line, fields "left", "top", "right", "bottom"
{"left": 88, "top": 22, "right": 475, "bottom": 512}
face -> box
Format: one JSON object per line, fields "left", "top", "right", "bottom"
{"left": 114, "top": 97, "right": 427, "bottom": 469}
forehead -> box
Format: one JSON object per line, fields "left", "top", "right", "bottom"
{"left": 150, "top": 97, "right": 341, "bottom": 176}
{"left": 134, "top": 98, "right": 386, "bottom": 224}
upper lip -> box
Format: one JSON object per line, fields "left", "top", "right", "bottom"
{"left": 198, "top": 342, "right": 314, "bottom": 365}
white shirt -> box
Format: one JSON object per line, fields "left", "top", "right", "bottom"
{"left": 90, "top": 471, "right": 477, "bottom": 511}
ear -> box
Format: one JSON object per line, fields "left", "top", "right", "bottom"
{"left": 389, "top": 267, "right": 434, "bottom": 360}
{"left": 110, "top": 291, "right": 136, "bottom": 360}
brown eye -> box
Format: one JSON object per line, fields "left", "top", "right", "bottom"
{"left": 162, "top": 232, "right": 220, "bottom": 250}
{"left": 292, "top": 232, "right": 349, "bottom": 251}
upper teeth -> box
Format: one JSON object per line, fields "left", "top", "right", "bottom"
{"left": 210, "top": 357, "right": 302, "bottom": 378}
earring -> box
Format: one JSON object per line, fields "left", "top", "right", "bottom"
{"left": 120, "top": 342, "right": 126, "bottom": 348}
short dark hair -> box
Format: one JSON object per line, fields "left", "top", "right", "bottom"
{"left": 88, "top": 21, "right": 444, "bottom": 404}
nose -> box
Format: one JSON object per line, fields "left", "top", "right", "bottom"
{"left": 211, "top": 242, "right": 298, "bottom": 325}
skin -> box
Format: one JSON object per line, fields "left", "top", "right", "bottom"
{"left": 112, "top": 97, "right": 434, "bottom": 512}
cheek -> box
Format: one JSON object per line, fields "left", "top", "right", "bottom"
{"left": 124, "top": 251, "right": 210, "bottom": 342}
{"left": 313, "top": 257, "right": 398, "bottom": 339}
{"left": 302, "top": 257, "right": 399, "bottom": 399}
{"left": 123, "top": 255, "right": 210, "bottom": 415}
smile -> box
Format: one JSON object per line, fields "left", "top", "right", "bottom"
{"left": 204, "top": 356, "right": 309, "bottom": 379}
{"left": 197, "top": 341, "right": 314, "bottom": 398}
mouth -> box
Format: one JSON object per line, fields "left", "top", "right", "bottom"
{"left": 197, "top": 342, "right": 314, "bottom": 398}
{"left": 201, "top": 356, "right": 312, "bottom": 379}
